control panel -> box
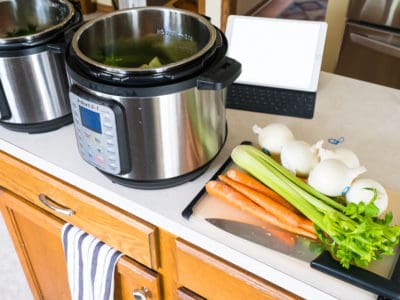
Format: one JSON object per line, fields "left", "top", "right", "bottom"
{"left": 70, "top": 89, "right": 126, "bottom": 175}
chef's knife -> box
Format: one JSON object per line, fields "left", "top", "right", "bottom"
{"left": 206, "top": 218, "right": 322, "bottom": 262}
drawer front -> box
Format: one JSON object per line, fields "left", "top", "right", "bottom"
{"left": 0, "top": 151, "right": 158, "bottom": 269}
{"left": 115, "top": 256, "right": 161, "bottom": 300}
{"left": 177, "top": 287, "right": 206, "bottom": 300}
{"left": 175, "top": 239, "right": 302, "bottom": 300}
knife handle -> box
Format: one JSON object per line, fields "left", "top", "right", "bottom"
{"left": 311, "top": 251, "right": 400, "bottom": 300}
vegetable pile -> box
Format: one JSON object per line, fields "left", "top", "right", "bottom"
{"left": 206, "top": 122, "right": 400, "bottom": 269}
{"left": 231, "top": 144, "right": 400, "bottom": 269}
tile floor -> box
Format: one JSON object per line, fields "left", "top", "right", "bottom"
{"left": 0, "top": 214, "right": 33, "bottom": 300}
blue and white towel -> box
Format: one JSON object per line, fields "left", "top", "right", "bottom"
{"left": 62, "top": 223, "right": 123, "bottom": 300}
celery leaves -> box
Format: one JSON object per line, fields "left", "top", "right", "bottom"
{"left": 231, "top": 145, "right": 400, "bottom": 269}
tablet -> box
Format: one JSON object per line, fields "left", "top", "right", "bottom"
{"left": 225, "top": 15, "right": 327, "bottom": 92}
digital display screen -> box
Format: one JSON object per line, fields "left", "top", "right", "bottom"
{"left": 79, "top": 106, "right": 102, "bottom": 134}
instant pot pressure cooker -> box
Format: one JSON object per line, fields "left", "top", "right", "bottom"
{"left": 0, "top": 0, "right": 82, "bottom": 133}
{"left": 66, "top": 7, "right": 241, "bottom": 189}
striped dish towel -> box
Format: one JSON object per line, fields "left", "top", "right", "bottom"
{"left": 61, "top": 223, "right": 123, "bottom": 300}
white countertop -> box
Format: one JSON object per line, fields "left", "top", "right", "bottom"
{"left": 1, "top": 72, "right": 400, "bottom": 299}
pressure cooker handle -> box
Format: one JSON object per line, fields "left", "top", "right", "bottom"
{"left": 47, "top": 6, "right": 84, "bottom": 54}
{"left": 0, "top": 81, "right": 11, "bottom": 120}
{"left": 197, "top": 56, "right": 242, "bottom": 90}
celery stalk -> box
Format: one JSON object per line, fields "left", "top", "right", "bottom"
{"left": 231, "top": 145, "right": 400, "bottom": 269}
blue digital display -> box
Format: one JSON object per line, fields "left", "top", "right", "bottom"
{"left": 79, "top": 106, "right": 102, "bottom": 134}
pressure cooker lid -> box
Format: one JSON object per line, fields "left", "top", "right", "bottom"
{"left": 0, "top": 0, "right": 76, "bottom": 47}
{"left": 71, "top": 7, "right": 218, "bottom": 82}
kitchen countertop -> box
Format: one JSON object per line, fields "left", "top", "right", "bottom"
{"left": 1, "top": 71, "right": 400, "bottom": 299}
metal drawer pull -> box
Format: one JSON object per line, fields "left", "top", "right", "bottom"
{"left": 350, "top": 32, "right": 400, "bottom": 59}
{"left": 38, "top": 194, "right": 75, "bottom": 216}
{"left": 133, "top": 287, "right": 151, "bottom": 300}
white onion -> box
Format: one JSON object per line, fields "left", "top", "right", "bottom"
{"left": 345, "top": 178, "right": 388, "bottom": 215}
{"left": 280, "top": 140, "right": 319, "bottom": 177}
{"left": 318, "top": 146, "right": 360, "bottom": 168}
{"left": 252, "top": 123, "right": 294, "bottom": 155}
{"left": 308, "top": 159, "right": 367, "bottom": 197}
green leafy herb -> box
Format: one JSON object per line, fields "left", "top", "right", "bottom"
{"left": 6, "top": 23, "right": 38, "bottom": 38}
{"left": 231, "top": 145, "right": 400, "bottom": 269}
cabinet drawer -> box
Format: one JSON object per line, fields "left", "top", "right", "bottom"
{"left": 115, "top": 256, "right": 161, "bottom": 300}
{"left": 0, "top": 151, "right": 158, "bottom": 269}
{"left": 175, "top": 239, "right": 302, "bottom": 300}
{"left": 177, "top": 287, "right": 206, "bottom": 300}
{"left": 0, "top": 189, "right": 161, "bottom": 300}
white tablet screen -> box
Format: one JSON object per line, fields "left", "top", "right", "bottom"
{"left": 226, "top": 16, "right": 327, "bottom": 92}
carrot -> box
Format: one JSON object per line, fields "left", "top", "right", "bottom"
{"left": 226, "top": 169, "right": 299, "bottom": 213}
{"left": 268, "top": 227, "right": 296, "bottom": 247}
{"left": 206, "top": 180, "right": 317, "bottom": 239}
{"left": 218, "top": 175, "right": 316, "bottom": 235}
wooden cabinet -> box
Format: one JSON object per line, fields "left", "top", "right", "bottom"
{"left": 0, "top": 150, "right": 301, "bottom": 299}
{"left": 0, "top": 190, "right": 71, "bottom": 300}
{"left": 0, "top": 151, "right": 161, "bottom": 300}
{"left": 175, "top": 239, "right": 301, "bottom": 300}
{"left": 177, "top": 287, "right": 206, "bottom": 300}
{"left": 82, "top": 0, "right": 96, "bottom": 14}
{"left": 0, "top": 190, "right": 161, "bottom": 300}
{"left": 165, "top": 0, "right": 205, "bottom": 14}
{"left": 0, "top": 151, "right": 158, "bottom": 270}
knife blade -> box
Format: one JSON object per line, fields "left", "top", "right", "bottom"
{"left": 206, "top": 218, "right": 322, "bottom": 262}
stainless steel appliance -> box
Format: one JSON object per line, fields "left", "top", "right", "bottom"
{"left": 66, "top": 8, "right": 241, "bottom": 189}
{"left": 335, "top": 0, "right": 400, "bottom": 89}
{"left": 0, "top": 0, "right": 82, "bottom": 133}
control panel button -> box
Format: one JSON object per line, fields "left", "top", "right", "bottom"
{"left": 95, "top": 154, "right": 105, "bottom": 165}
{"left": 104, "top": 129, "right": 113, "bottom": 137}
{"left": 106, "top": 146, "right": 115, "bottom": 153}
{"left": 70, "top": 92, "right": 122, "bottom": 175}
{"left": 109, "top": 162, "right": 117, "bottom": 170}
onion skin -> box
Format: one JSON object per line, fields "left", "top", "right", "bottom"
{"left": 252, "top": 123, "right": 294, "bottom": 155}
{"left": 318, "top": 147, "right": 360, "bottom": 168}
{"left": 280, "top": 140, "right": 319, "bottom": 177}
{"left": 345, "top": 178, "right": 388, "bottom": 215}
{"left": 307, "top": 159, "right": 367, "bottom": 197}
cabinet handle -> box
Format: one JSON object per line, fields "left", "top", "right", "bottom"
{"left": 38, "top": 194, "right": 75, "bottom": 216}
{"left": 133, "top": 287, "right": 151, "bottom": 300}
{"left": 350, "top": 32, "right": 400, "bottom": 59}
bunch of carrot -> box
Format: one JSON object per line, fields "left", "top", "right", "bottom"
{"left": 205, "top": 169, "right": 317, "bottom": 240}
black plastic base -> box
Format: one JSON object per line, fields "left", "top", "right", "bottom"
{"left": 99, "top": 162, "right": 211, "bottom": 190}
{"left": 0, "top": 114, "right": 72, "bottom": 134}
{"left": 311, "top": 251, "right": 400, "bottom": 300}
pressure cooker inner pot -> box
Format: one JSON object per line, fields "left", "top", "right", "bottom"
{"left": 74, "top": 8, "right": 217, "bottom": 71}
{"left": 0, "top": 0, "right": 74, "bottom": 43}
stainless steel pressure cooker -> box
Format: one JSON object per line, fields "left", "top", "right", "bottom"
{"left": 0, "top": 0, "right": 82, "bottom": 133}
{"left": 66, "top": 7, "right": 241, "bottom": 189}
